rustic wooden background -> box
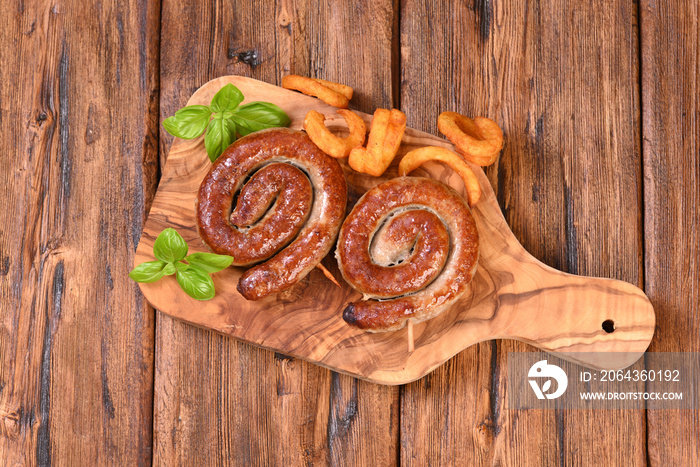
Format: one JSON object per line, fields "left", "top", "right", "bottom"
{"left": 1, "top": 0, "right": 698, "bottom": 465}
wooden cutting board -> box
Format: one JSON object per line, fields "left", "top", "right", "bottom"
{"left": 135, "top": 76, "right": 655, "bottom": 385}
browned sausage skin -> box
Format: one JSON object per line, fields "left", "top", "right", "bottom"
{"left": 336, "top": 177, "right": 479, "bottom": 331}
{"left": 196, "top": 128, "right": 347, "bottom": 300}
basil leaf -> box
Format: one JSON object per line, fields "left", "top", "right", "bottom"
{"left": 176, "top": 265, "right": 216, "bottom": 300}
{"left": 174, "top": 261, "right": 189, "bottom": 272}
{"left": 185, "top": 252, "right": 234, "bottom": 273}
{"left": 153, "top": 228, "right": 188, "bottom": 262}
{"left": 162, "top": 105, "right": 212, "bottom": 139}
{"left": 129, "top": 260, "right": 169, "bottom": 283}
{"left": 230, "top": 102, "right": 291, "bottom": 136}
{"left": 210, "top": 83, "right": 244, "bottom": 113}
{"left": 162, "top": 262, "right": 176, "bottom": 276}
{"left": 204, "top": 116, "right": 236, "bottom": 162}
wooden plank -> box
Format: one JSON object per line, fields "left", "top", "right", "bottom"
{"left": 0, "top": 0, "right": 160, "bottom": 465}
{"left": 399, "top": 3, "right": 524, "bottom": 463}
{"left": 155, "top": 0, "right": 399, "bottom": 464}
{"left": 399, "top": 0, "right": 645, "bottom": 464}
{"left": 640, "top": 0, "right": 700, "bottom": 464}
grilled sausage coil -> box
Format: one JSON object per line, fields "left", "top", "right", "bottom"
{"left": 196, "top": 128, "right": 347, "bottom": 300}
{"left": 336, "top": 177, "right": 479, "bottom": 331}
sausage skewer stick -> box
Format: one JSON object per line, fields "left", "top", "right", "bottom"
{"left": 316, "top": 263, "right": 340, "bottom": 287}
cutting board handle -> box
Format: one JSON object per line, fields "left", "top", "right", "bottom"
{"left": 459, "top": 169, "right": 656, "bottom": 371}
{"left": 484, "top": 253, "right": 655, "bottom": 369}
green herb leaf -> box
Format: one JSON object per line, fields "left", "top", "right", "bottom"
{"left": 129, "top": 260, "right": 170, "bottom": 283}
{"left": 210, "top": 83, "right": 245, "bottom": 113}
{"left": 231, "top": 102, "right": 291, "bottom": 136}
{"left": 162, "top": 105, "right": 212, "bottom": 139}
{"left": 129, "top": 229, "right": 228, "bottom": 300}
{"left": 176, "top": 265, "right": 216, "bottom": 300}
{"left": 185, "top": 252, "right": 234, "bottom": 273}
{"left": 153, "top": 228, "right": 188, "bottom": 263}
{"left": 204, "top": 116, "right": 237, "bottom": 162}
{"left": 162, "top": 262, "right": 176, "bottom": 276}
{"left": 162, "top": 84, "right": 292, "bottom": 161}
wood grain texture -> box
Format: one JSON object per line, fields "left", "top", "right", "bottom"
{"left": 138, "top": 76, "right": 653, "bottom": 385}
{"left": 399, "top": 0, "right": 647, "bottom": 464}
{"left": 641, "top": 0, "right": 700, "bottom": 464}
{"left": 155, "top": 1, "right": 399, "bottom": 464}
{"left": 0, "top": 0, "right": 159, "bottom": 465}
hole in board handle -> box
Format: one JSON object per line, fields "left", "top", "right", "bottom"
{"left": 602, "top": 319, "right": 616, "bottom": 334}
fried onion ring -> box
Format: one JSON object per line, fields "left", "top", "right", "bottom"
{"left": 282, "top": 75, "right": 351, "bottom": 108}
{"left": 303, "top": 109, "right": 366, "bottom": 158}
{"left": 437, "top": 112, "right": 503, "bottom": 166}
{"left": 348, "top": 108, "right": 406, "bottom": 176}
{"left": 398, "top": 146, "right": 482, "bottom": 206}
{"left": 311, "top": 78, "right": 353, "bottom": 100}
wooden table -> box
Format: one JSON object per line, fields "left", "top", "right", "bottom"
{"left": 1, "top": 0, "right": 697, "bottom": 465}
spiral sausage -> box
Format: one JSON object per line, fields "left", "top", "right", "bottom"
{"left": 196, "top": 128, "right": 347, "bottom": 300}
{"left": 336, "top": 177, "right": 479, "bottom": 332}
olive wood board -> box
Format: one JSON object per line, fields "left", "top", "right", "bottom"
{"left": 135, "top": 76, "right": 656, "bottom": 385}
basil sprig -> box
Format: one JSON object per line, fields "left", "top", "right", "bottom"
{"left": 163, "top": 83, "right": 291, "bottom": 162}
{"left": 130, "top": 228, "right": 233, "bottom": 301}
